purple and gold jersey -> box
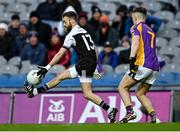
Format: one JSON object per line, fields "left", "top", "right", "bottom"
{"left": 131, "top": 22, "right": 159, "bottom": 71}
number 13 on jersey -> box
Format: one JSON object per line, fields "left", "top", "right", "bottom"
{"left": 82, "top": 34, "right": 95, "bottom": 51}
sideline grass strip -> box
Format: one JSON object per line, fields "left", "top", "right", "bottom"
{"left": 0, "top": 123, "right": 180, "bottom": 131}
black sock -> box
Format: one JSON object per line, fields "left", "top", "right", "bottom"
{"left": 126, "top": 105, "right": 133, "bottom": 114}
{"left": 149, "top": 111, "right": 156, "bottom": 118}
{"left": 37, "top": 84, "right": 49, "bottom": 93}
{"left": 99, "top": 101, "right": 110, "bottom": 111}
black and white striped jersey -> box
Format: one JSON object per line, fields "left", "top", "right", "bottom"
{"left": 63, "top": 25, "right": 97, "bottom": 67}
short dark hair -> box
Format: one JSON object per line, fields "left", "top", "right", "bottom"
{"left": 132, "top": 7, "right": 147, "bottom": 16}
{"left": 11, "top": 14, "right": 20, "bottom": 20}
{"left": 62, "top": 11, "right": 78, "bottom": 21}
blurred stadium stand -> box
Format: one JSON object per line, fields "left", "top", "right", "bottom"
{"left": 0, "top": 0, "right": 180, "bottom": 124}
{"left": 0, "top": 0, "right": 179, "bottom": 90}
{"left": 0, "top": 71, "right": 180, "bottom": 89}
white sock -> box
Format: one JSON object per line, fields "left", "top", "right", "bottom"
{"left": 107, "top": 107, "right": 113, "bottom": 114}
{"left": 33, "top": 88, "right": 38, "bottom": 96}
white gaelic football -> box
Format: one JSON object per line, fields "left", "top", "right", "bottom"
{"left": 27, "top": 70, "right": 42, "bottom": 85}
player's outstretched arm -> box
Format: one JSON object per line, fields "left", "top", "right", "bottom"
{"left": 37, "top": 47, "right": 67, "bottom": 77}
{"left": 48, "top": 47, "right": 67, "bottom": 67}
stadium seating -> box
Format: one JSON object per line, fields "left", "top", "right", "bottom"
{"left": 154, "top": 11, "right": 174, "bottom": 22}
{"left": 166, "top": 20, "right": 180, "bottom": 31}
{"left": 0, "top": 5, "right": 5, "bottom": 16}
{"left": 17, "top": 0, "right": 38, "bottom": 6}
{"left": 156, "top": 37, "right": 168, "bottom": 50}
{"left": 7, "top": 74, "right": 26, "bottom": 88}
{"left": 121, "top": 2, "right": 138, "bottom": 8}
{"left": 157, "top": 28, "right": 178, "bottom": 39}
{"left": 159, "top": 55, "right": 171, "bottom": 64}
{"left": 81, "top": 2, "right": 92, "bottom": 15}
{"left": 28, "top": 3, "right": 39, "bottom": 12}
{"left": 0, "top": 0, "right": 179, "bottom": 89}
{"left": 101, "top": 64, "right": 114, "bottom": 74}
{"left": 8, "top": 57, "right": 21, "bottom": 67}
{"left": 172, "top": 56, "right": 180, "bottom": 64}
{"left": 175, "top": 11, "right": 180, "bottom": 20}
{"left": 114, "top": 64, "right": 128, "bottom": 74}
{"left": 19, "top": 64, "right": 39, "bottom": 74}
{"left": 142, "top": 1, "right": 162, "bottom": 13}
{"left": 159, "top": 46, "right": 179, "bottom": 59}
{"left": 0, "top": 0, "right": 14, "bottom": 6}
{"left": 0, "top": 72, "right": 180, "bottom": 88}
{"left": 162, "top": 64, "right": 180, "bottom": 72}
{"left": 0, "top": 56, "right": 7, "bottom": 66}
{"left": 0, "top": 65, "right": 19, "bottom": 75}
{"left": 114, "top": 47, "right": 127, "bottom": 55}
{"left": 169, "top": 37, "right": 180, "bottom": 47}
{"left": 97, "top": 46, "right": 104, "bottom": 53}
{"left": 20, "top": 12, "right": 29, "bottom": 21}
{"left": 97, "top": 2, "right": 116, "bottom": 20}
{"left": 0, "top": 75, "right": 9, "bottom": 85}
{"left": 154, "top": 72, "right": 176, "bottom": 86}
{"left": 129, "top": 0, "right": 144, "bottom": 4}
{"left": 7, "top": 4, "right": 27, "bottom": 14}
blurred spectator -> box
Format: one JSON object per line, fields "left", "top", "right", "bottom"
{"left": 162, "top": 3, "right": 176, "bottom": 14}
{"left": 47, "top": 32, "right": 71, "bottom": 67}
{"left": 119, "top": 37, "right": 131, "bottom": 64}
{"left": 98, "top": 41, "right": 118, "bottom": 69}
{"left": 124, "top": 6, "right": 162, "bottom": 37}
{"left": 58, "top": 0, "right": 82, "bottom": 19}
{"left": 21, "top": 31, "right": 47, "bottom": 65}
{"left": 0, "top": 23, "right": 13, "bottom": 60}
{"left": 89, "top": 6, "right": 102, "bottom": 32}
{"left": 78, "top": 12, "right": 95, "bottom": 40}
{"left": 9, "top": 14, "right": 20, "bottom": 40}
{"left": 28, "top": 11, "right": 52, "bottom": 49}
{"left": 12, "top": 23, "right": 29, "bottom": 57}
{"left": 36, "top": 0, "right": 60, "bottom": 21}
{"left": 112, "top": 5, "right": 128, "bottom": 39}
{"left": 95, "top": 15, "right": 119, "bottom": 47}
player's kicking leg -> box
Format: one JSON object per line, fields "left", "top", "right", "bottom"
{"left": 118, "top": 74, "right": 138, "bottom": 123}
{"left": 24, "top": 69, "right": 72, "bottom": 98}
{"left": 136, "top": 83, "right": 159, "bottom": 123}
{"left": 80, "top": 81, "right": 118, "bottom": 123}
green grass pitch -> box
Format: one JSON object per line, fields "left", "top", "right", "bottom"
{"left": 0, "top": 123, "right": 180, "bottom": 131}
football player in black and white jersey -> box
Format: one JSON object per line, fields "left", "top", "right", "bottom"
{"left": 24, "top": 11, "right": 118, "bottom": 123}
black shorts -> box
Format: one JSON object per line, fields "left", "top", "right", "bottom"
{"left": 75, "top": 61, "right": 96, "bottom": 77}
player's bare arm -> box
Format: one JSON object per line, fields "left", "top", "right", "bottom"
{"left": 130, "top": 35, "right": 140, "bottom": 58}
{"left": 48, "top": 47, "right": 67, "bottom": 67}
{"left": 129, "top": 35, "right": 140, "bottom": 73}
{"left": 36, "top": 47, "right": 67, "bottom": 78}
